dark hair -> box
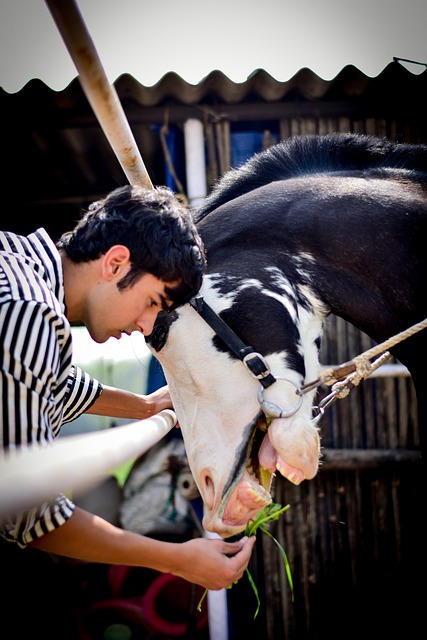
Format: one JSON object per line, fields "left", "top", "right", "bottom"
{"left": 57, "top": 185, "right": 206, "bottom": 308}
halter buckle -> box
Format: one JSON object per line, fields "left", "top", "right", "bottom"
{"left": 242, "top": 351, "right": 272, "bottom": 380}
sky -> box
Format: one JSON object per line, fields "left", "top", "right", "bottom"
{"left": 0, "top": 0, "right": 426, "bottom": 94}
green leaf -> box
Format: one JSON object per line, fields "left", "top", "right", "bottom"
{"left": 245, "top": 567, "right": 260, "bottom": 619}
{"left": 197, "top": 587, "right": 208, "bottom": 613}
{"left": 196, "top": 502, "right": 293, "bottom": 617}
{"left": 259, "top": 525, "right": 294, "bottom": 602}
{"left": 244, "top": 502, "right": 290, "bottom": 537}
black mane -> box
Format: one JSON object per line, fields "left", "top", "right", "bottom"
{"left": 195, "top": 132, "right": 427, "bottom": 222}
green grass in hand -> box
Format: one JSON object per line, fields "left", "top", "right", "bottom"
{"left": 197, "top": 502, "right": 293, "bottom": 619}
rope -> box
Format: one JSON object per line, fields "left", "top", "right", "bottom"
{"left": 326, "top": 351, "right": 392, "bottom": 402}
{"left": 322, "top": 317, "right": 427, "bottom": 387}
{"left": 349, "top": 317, "right": 427, "bottom": 363}
{"left": 303, "top": 317, "right": 427, "bottom": 409}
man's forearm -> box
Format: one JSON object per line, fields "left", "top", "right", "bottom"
{"left": 28, "top": 507, "right": 255, "bottom": 590}
{"left": 85, "top": 384, "right": 172, "bottom": 419}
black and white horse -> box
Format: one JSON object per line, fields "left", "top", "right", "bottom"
{"left": 147, "top": 132, "right": 427, "bottom": 538}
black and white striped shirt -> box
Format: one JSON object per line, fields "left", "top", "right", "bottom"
{"left": 0, "top": 228, "right": 103, "bottom": 546}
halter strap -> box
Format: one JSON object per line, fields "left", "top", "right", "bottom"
{"left": 189, "top": 296, "right": 277, "bottom": 389}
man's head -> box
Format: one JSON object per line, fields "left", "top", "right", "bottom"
{"left": 57, "top": 185, "right": 206, "bottom": 309}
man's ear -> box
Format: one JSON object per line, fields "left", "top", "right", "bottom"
{"left": 101, "top": 245, "right": 131, "bottom": 280}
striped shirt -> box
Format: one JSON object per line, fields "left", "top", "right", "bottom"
{"left": 0, "top": 228, "right": 103, "bottom": 546}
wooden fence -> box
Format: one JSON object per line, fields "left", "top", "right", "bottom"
{"left": 205, "top": 109, "right": 426, "bottom": 639}
{"left": 227, "top": 315, "right": 423, "bottom": 640}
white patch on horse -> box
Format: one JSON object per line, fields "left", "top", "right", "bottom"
{"left": 260, "top": 267, "right": 325, "bottom": 383}
{"left": 204, "top": 273, "right": 264, "bottom": 308}
{"left": 205, "top": 267, "right": 325, "bottom": 388}
{"left": 294, "top": 293, "right": 325, "bottom": 384}
{"left": 262, "top": 268, "right": 300, "bottom": 323}
{"left": 292, "top": 251, "right": 316, "bottom": 265}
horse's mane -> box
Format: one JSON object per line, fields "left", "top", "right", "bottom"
{"left": 195, "top": 132, "right": 427, "bottom": 222}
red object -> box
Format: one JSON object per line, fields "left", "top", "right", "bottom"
{"left": 141, "top": 572, "right": 208, "bottom": 637}
{"left": 76, "top": 566, "right": 208, "bottom": 638}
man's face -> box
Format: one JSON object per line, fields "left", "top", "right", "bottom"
{"left": 86, "top": 272, "right": 178, "bottom": 344}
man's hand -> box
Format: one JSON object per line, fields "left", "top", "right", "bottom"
{"left": 169, "top": 535, "right": 256, "bottom": 590}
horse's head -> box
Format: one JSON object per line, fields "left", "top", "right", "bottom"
{"left": 147, "top": 270, "right": 324, "bottom": 538}
{"left": 147, "top": 132, "right": 427, "bottom": 537}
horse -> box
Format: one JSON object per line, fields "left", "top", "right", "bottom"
{"left": 146, "top": 132, "right": 427, "bottom": 538}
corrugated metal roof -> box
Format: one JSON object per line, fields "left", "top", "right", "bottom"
{"left": 2, "top": 62, "right": 426, "bottom": 240}
{"left": 5, "top": 61, "right": 424, "bottom": 112}
{"left": 118, "top": 64, "right": 382, "bottom": 105}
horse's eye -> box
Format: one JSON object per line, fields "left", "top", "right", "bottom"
{"left": 148, "top": 323, "right": 168, "bottom": 351}
{"left": 146, "top": 310, "right": 177, "bottom": 351}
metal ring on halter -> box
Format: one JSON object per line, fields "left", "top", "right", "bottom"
{"left": 258, "top": 377, "right": 303, "bottom": 418}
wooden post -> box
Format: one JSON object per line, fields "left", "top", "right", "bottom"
{"left": 44, "top": 0, "right": 153, "bottom": 188}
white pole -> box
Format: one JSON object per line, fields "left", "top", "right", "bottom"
{"left": 184, "top": 120, "right": 226, "bottom": 635}
{"left": 184, "top": 118, "right": 207, "bottom": 208}
{"left": 205, "top": 530, "right": 230, "bottom": 640}
{"left": 44, "top": 0, "right": 153, "bottom": 189}
{"left": 0, "top": 410, "right": 176, "bottom": 514}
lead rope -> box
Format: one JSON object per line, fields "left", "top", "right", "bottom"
{"left": 301, "top": 317, "right": 427, "bottom": 422}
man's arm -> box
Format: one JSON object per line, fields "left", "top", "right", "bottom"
{"left": 29, "top": 506, "right": 255, "bottom": 590}
{"left": 85, "top": 384, "right": 172, "bottom": 419}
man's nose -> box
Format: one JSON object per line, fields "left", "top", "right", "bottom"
{"left": 136, "top": 309, "right": 158, "bottom": 336}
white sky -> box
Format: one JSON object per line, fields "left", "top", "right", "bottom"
{"left": 1, "top": 0, "right": 426, "bottom": 93}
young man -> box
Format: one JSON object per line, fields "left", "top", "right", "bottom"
{"left": 0, "top": 184, "right": 255, "bottom": 591}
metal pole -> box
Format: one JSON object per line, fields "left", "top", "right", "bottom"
{"left": 0, "top": 410, "right": 176, "bottom": 514}
{"left": 44, "top": 0, "right": 153, "bottom": 188}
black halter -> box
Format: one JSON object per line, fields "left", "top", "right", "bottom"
{"left": 189, "top": 295, "right": 277, "bottom": 389}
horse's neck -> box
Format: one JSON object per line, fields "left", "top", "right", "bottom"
{"left": 201, "top": 174, "right": 426, "bottom": 345}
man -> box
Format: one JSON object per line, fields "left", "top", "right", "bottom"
{"left": 0, "top": 184, "right": 255, "bottom": 591}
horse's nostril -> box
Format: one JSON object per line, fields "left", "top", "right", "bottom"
{"left": 200, "top": 471, "right": 215, "bottom": 510}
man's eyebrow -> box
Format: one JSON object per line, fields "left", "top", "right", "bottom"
{"left": 160, "top": 294, "right": 173, "bottom": 311}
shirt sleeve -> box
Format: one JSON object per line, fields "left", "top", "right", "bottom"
{"left": 61, "top": 365, "right": 103, "bottom": 424}
{"left": 0, "top": 298, "right": 76, "bottom": 545}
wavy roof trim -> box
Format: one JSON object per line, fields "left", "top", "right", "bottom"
{"left": 3, "top": 61, "right": 426, "bottom": 111}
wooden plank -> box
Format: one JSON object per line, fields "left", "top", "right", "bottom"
{"left": 321, "top": 447, "right": 421, "bottom": 468}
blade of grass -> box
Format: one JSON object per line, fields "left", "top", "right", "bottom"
{"left": 260, "top": 526, "right": 294, "bottom": 601}
{"left": 196, "top": 502, "right": 293, "bottom": 617}
{"left": 245, "top": 567, "right": 260, "bottom": 619}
